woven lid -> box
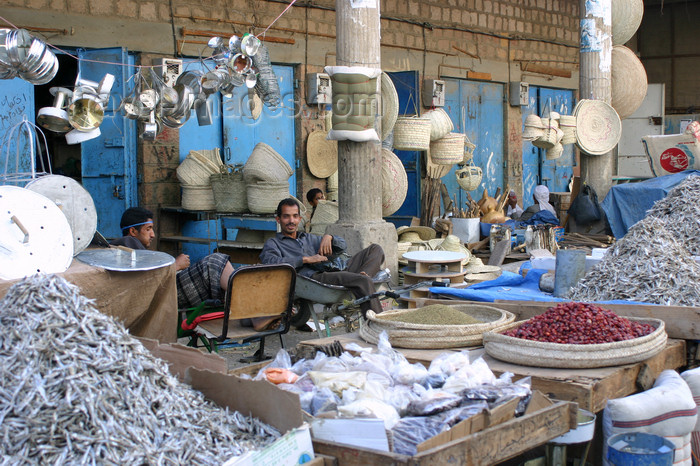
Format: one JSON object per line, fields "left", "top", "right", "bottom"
{"left": 463, "top": 256, "right": 501, "bottom": 273}
{"left": 612, "top": 0, "right": 643, "bottom": 45}
{"left": 573, "top": 99, "right": 622, "bottom": 156}
{"left": 611, "top": 45, "right": 648, "bottom": 120}
{"left": 381, "top": 72, "right": 399, "bottom": 141}
{"left": 397, "top": 225, "right": 436, "bottom": 241}
{"left": 382, "top": 148, "right": 408, "bottom": 217}
{"left": 306, "top": 130, "right": 338, "bottom": 178}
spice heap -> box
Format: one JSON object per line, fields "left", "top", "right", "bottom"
{"left": 0, "top": 275, "right": 279, "bottom": 464}
{"left": 568, "top": 216, "right": 700, "bottom": 306}
{"left": 377, "top": 304, "right": 482, "bottom": 325}
{"left": 504, "top": 302, "right": 655, "bottom": 344}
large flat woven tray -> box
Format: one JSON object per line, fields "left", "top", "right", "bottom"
{"left": 483, "top": 317, "right": 667, "bottom": 368}
{"left": 359, "top": 304, "right": 515, "bottom": 349}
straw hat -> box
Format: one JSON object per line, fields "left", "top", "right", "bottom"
{"left": 382, "top": 148, "right": 408, "bottom": 217}
{"left": 611, "top": 45, "right": 648, "bottom": 120}
{"left": 381, "top": 72, "right": 399, "bottom": 141}
{"left": 399, "top": 232, "right": 423, "bottom": 242}
{"left": 437, "top": 234, "right": 471, "bottom": 264}
{"left": 397, "top": 225, "right": 436, "bottom": 241}
{"left": 465, "top": 271, "right": 501, "bottom": 282}
{"left": 546, "top": 142, "right": 564, "bottom": 160}
{"left": 574, "top": 99, "right": 622, "bottom": 156}
{"left": 306, "top": 130, "right": 338, "bottom": 178}
{"left": 611, "top": 0, "right": 643, "bottom": 45}
{"left": 463, "top": 256, "right": 501, "bottom": 274}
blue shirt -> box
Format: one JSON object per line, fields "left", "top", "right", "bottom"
{"left": 260, "top": 232, "right": 346, "bottom": 277}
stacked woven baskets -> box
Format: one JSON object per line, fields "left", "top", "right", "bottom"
{"left": 359, "top": 304, "right": 515, "bottom": 349}
{"left": 176, "top": 149, "right": 224, "bottom": 210}
{"left": 243, "top": 143, "right": 293, "bottom": 214}
{"left": 210, "top": 168, "right": 248, "bottom": 213}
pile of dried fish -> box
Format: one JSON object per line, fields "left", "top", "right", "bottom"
{"left": 568, "top": 217, "right": 700, "bottom": 306}
{"left": 0, "top": 275, "right": 279, "bottom": 464}
{"left": 644, "top": 174, "right": 700, "bottom": 255}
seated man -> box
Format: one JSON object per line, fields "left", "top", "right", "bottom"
{"left": 519, "top": 185, "right": 559, "bottom": 224}
{"left": 111, "top": 207, "right": 234, "bottom": 310}
{"left": 260, "top": 198, "right": 385, "bottom": 317}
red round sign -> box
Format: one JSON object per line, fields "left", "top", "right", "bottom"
{"left": 659, "top": 147, "right": 689, "bottom": 173}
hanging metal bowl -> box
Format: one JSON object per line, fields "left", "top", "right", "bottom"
{"left": 240, "top": 33, "right": 262, "bottom": 57}
{"left": 229, "top": 53, "right": 252, "bottom": 74}
{"left": 0, "top": 28, "right": 12, "bottom": 68}
{"left": 244, "top": 71, "right": 257, "bottom": 89}
{"left": 159, "top": 86, "right": 179, "bottom": 116}
{"left": 68, "top": 93, "right": 105, "bottom": 132}
{"left": 6, "top": 29, "right": 33, "bottom": 68}
{"left": 176, "top": 70, "right": 203, "bottom": 97}
{"left": 139, "top": 89, "right": 159, "bottom": 110}
{"left": 228, "top": 35, "right": 241, "bottom": 53}
{"left": 18, "top": 36, "right": 47, "bottom": 72}
{"left": 22, "top": 52, "right": 58, "bottom": 85}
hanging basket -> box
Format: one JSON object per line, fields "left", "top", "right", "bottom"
{"left": 429, "top": 132, "right": 466, "bottom": 165}
{"left": 532, "top": 118, "right": 560, "bottom": 149}
{"left": 382, "top": 148, "right": 408, "bottom": 217}
{"left": 393, "top": 116, "right": 431, "bottom": 151}
{"left": 424, "top": 108, "right": 454, "bottom": 141}
{"left": 463, "top": 134, "right": 476, "bottom": 164}
{"left": 182, "top": 185, "right": 215, "bottom": 210}
{"left": 243, "top": 142, "right": 293, "bottom": 183}
{"left": 246, "top": 180, "right": 289, "bottom": 214}
{"left": 211, "top": 170, "right": 248, "bottom": 212}
{"left": 456, "top": 164, "right": 482, "bottom": 191}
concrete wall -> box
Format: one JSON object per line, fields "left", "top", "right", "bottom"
{"left": 3, "top": 0, "right": 580, "bottom": 209}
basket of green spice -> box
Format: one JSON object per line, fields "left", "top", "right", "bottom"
{"left": 359, "top": 304, "right": 515, "bottom": 349}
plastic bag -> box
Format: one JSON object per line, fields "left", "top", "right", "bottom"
{"left": 391, "top": 361, "right": 429, "bottom": 387}
{"left": 311, "top": 355, "right": 349, "bottom": 373}
{"left": 308, "top": 370, "right": 367, "bottom": 395}
{"left": 406, "top": 389, "right": 462, "bottom": 416}
{"left": 568, "top": 183, "right": 602, "bottom": 225}
{"left": 462, "top": 377, "right": 532, "bottom": 416}
{"left": 310, "top": 386, "right": 340, "bottom": 415}
{"left": 441, "top": 357, "right": 497, "bottom": 394}
{"left": 254, "top": 348, "right": 293, "bottom": 380}
{"left": 384, "top": 384, "right": 422, "bottom": 415}
{"left": 338, "top": 399, "right": 400, "bottom": 430}
{"left": 263, "top": 367, "right": 298, "bottom": 385}
{"left": 391, "top": 416, "right": 450, "bottom": 456}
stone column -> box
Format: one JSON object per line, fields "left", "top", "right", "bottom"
{"left": 325, "top": 0, "right": 398, "bottom": 283}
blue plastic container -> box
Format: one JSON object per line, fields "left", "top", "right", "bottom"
{"left": 607, "top": 432, "right": 674, "bottom": 466}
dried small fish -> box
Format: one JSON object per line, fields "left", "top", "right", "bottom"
{"left": 568, "top": 214, "right": 700, "bottom": 306}
{"left": 0, "top": 275, "right": 280, "bottom": 465}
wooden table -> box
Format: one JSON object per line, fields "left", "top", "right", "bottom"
{"left": 299, "top": 332, "right": 686, "bottom": 413}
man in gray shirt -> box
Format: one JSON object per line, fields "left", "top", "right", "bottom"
{"left": 260, "top": 198, "right": 385, "bottom": 316}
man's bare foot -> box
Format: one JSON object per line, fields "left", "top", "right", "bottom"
{"left": 360, "top": 271, "right": 369, "bottom": 277}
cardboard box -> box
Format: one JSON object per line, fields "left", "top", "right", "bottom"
{"left": 137, "top": 338, "right": 314, "bottom": 465}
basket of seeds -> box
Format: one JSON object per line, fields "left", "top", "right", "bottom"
{"left": 359, "top": 303, "right": 515, "bottom": 349}
{"left": 482, "top": 302, "right": 667, "bottom": 368}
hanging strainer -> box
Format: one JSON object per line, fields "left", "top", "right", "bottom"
{"left": 0, "top": 118, "right": 52, "bottom": 186}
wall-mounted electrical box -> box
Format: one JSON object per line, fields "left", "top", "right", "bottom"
{"left": 306, "top": 73, "right": 332, "bottom": 105}
{"left": 509, "top": 81, "right": 529, "bottom": 106}
{"left": 422, "top": 79, "right": 445, "bottom": 107}
{"left": 153, "top": 58, "right": 183, "bottom": 86}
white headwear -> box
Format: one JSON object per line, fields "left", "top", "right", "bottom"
{"left": 534, "top": 185, "right": 557, "bottom": 216}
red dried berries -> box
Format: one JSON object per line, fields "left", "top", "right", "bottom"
{"left": 503, "top": 302, "right": 655, "bottom": 344}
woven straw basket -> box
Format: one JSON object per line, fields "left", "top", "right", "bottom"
{"left": 246, "top": 180, "right": 289, "bottom": 214}
{"left": 532, "top": 118, "right": 560, "bottom": 149}
{"left": 456, "top": 164, "right": 482, "bottom": 191}
{"left": 430, "top": 133, "right": 467, "bottom": 165}
{"left": 177, "top": 153, "right": 218, "bottom": 186}
{"left": 310, "top": 200, "right": 338, "bottom": 224}
{"left": 393, "top": 116, "right": 431, "bottom": 151}
{"left": 546, "top": 142, "right": 564, "bottom": 160}
{"left": 211, "top": 171, "right": 248, "bottom": 212}
{"left": 483, "top": 317, "right": 667, "bottom": 368}
{"left": 424, "top": 108, "right": 454, "bottom": 141}
{"left": 382, "top": 148, "right": 408, "bottom": 217}
{"left": 612, "top": 45, "right": 648, "bottom": 120}
{"left": 463, "top": 134, "right": 476, "bottom": 163}
{"left": 182, "top": 185, "right": 215, "bottom": 210}
{"left": 559, "top": 115, "right": 577, "bottom": 145}
{"left": 612, "top": 0, "right": 643, "bottom": 45}
{"left": 359, "top": 305, "right": 515, "bottom": 349}
{"left": 243, "top": 143, "right": 293, "bottom": 184}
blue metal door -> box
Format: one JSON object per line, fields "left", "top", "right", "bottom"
{"left": 522, "top": 86, "right": 540, "bottom": 205}
{"left": 386, "top": 71, "right": 421, "bottom": 226}
{"left": 443, "top": 79, "right": 504, "bottom": 208}
{"left": 521, "top": 86, "right": 575, "bottom": 208}
{"left": 0, "top": 78, "right": 36, "bottom": 181}
{"left": 178, "top": 63, "right": 223, "bottom": 162}
{"left": 78, "top": 48, "right": 137, "bottom": 237}
{"left": 538, "top": 88, "right": 574, "bottom": 193}
{"left": 223, "top": 65, "right": 296, "bottom": 191}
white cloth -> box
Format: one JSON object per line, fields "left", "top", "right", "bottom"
{"left": 506, "top": 204, "right": 523, "bottom": 218}
{"left": 533, "top": 185, "right": 557, "bottom": 216}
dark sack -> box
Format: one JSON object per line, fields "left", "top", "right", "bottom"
{"left": 568, "top": 184, "right": 602, "bottom": 225}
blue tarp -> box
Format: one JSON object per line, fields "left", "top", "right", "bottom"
{"left": 429, "top": 269, "right": 651, "bottom": 305}
{"left": 601, "top": 170, "right": 700, "bottom": 238}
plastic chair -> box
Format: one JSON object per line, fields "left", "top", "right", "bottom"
{"left": 179, "top": 263, "right": 296, "bottom": 361}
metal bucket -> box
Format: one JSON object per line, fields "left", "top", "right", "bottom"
{"left": 607, "top": 432, "right": 674, "bottom": 466}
